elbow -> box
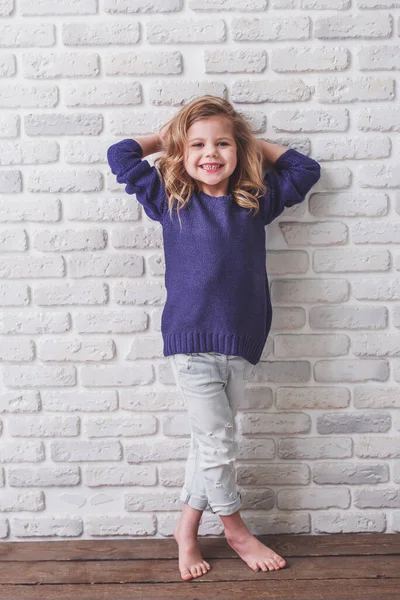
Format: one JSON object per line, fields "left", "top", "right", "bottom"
{"left": 310, "top": 159, "right": 321, "bottom": 185}
{"left": 107, "top": 145, "right": 120, "bottom": 176}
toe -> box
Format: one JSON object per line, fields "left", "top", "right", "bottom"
{"left": 259, "top": 562, "right": 269, "bottom": 572}
{"left": 181, "top": 568, "right": 192, "bottom": 581}
{"left": 204, "top": 560, "right": 211, "bottom": 570}
{"left": 266, "top": 560, "right": 276, "bottom": 571}
{"left": 274, "top": 554, "right": 286, "bottom": 567}
{"left": 190, "top": 566, "right": 198, "bottom": 578}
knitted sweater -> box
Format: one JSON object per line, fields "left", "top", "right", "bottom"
{"left": 107, "top": 139, "right": 321, "bottom": 365}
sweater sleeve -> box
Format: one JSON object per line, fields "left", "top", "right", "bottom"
{"left": 107, "top": 138, "right": 166, "bottom": 223}
{"left": 260, "top": 149, "right": 321, "bottom": 225}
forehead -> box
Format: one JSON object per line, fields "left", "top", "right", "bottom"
{"left": 187, "top": 116, "right": 234, "bottom": 140}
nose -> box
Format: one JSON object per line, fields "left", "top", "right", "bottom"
{"left": 205, "top": 145, "right": 218, "bottom": 157}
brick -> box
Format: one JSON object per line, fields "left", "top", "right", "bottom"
{"left": 313, "top": 462, "right": 388, "bottom": 484}
{"left": 104, "top": 0, "right": 181, "bottom": 12}
{"left": 0, "top": 491, "right": 45, "bottom": 512}
{"left": 84, "top": 465, "right": 157, "bottom": 486}
{"left": 271, "top": 46, "right": 349, "bottom": 72}
{"left": 309, "top": 306, "right": 387, "bottom": 329}
{"left": 12, "top": 517, "right": 83, "bottom": 537}
{"left": 23, "top": 53, "right": 99, "bottom": 78}
{"left": 317, "top": 412, "right": 391, "bottom": 433}
{"left": 315, "top": 14, "right": 392, "bottom": 39}
{"left": 239, "top": 412, "right": 311, "bottom": 434}
{"left": 314, "top": 360, "right": 389, "bottom": 382}
{"left": 147, "top": 20, "right": 225, "bottom": 43}
{"left": 105, "top": 52, "right": 181, "bottom": 76}
{"left": 271, "top": 278, "right": 349, "bottom": 303}
{"left": 0, "top": 24, "right": 55, "bottom": 47}
{"left": 314, "top": 136, "right": 391, "bottom": 160}
{"left": 279, "top": 221, "right": 348, "bottom": 245}
{"left": 190, "top": 0, "right": 267, "bottom": 8}
{"left": 313, "top": 248, "right": 390, "bottom": 272}
{"left": 276, "top": 387, "right": 350, "bottom": 409}
{"left": 232, "top": 17, "right": 310, "bottom": 41}
{"left": 8, "top": 415, "right": 80, "bottom": 438}
{"left": 277, "top": 487, "right": 350, "bottom": 509}
{"left": 205, "top": 49, "right": 266, "bottom": 73}
{"left": 63, "top": 22, "right": 139, "bottom": 45}
{"left": 20, "top": 0, "right": 97, "bottom": 15}
{"left": 354, "top": 386, "right": 400, "bottom": 408}
{"left": 84, "top": 415, "right": 157, "bottom": 437}
{"left": 279, "top": 437, "right": 352, "bottom": 459}
{"left": 273, "top": 108, "right": 349, "bottom": 132}
{"left": 314, "top": 512, "right": 386, "bottom": 534}
{"left": 274, "top": 334, "right": 350, "bottom": 357}
{"left": 85, "top": 515, "right": 156, "bottom": 536}
{"left": 317, "top": 76, "right": 394, "bottom": 103}
{"left": 51, "top": 440, "right": 122, "bottom": 462}
{"left": 8, "top": 467, "right": 80, "bottom": 487}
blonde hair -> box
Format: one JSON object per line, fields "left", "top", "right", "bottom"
{"left": 154, "top": 95, "right": 267, "bottom": 228}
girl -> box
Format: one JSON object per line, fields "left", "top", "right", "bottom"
{"left": 107, "top": 95, "right": 321, "bottom": 581}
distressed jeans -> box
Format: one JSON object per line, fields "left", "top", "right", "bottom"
{"left": 169, "top": 351, "right": 255, "bottom": 516}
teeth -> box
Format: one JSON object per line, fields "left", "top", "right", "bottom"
{"left": 201, "top": 165, "right": 221, "bottom": 171}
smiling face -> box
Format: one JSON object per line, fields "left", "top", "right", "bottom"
{"left": 183, "top": 116, "right": 238, "bottom": 197}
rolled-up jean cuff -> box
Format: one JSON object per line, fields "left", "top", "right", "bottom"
{"left": 180, "top": 488, "right": 208, "bottom": 511}
{"left": 209, "top": 492, "right": 242, "bottom": 516}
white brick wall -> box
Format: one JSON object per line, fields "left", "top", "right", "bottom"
{"left": 0, "top": 0, "right": 400, "bottom": 541}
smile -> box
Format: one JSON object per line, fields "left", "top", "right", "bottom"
{"left": 199, "top": 165, "right": 223, "bottom": 171}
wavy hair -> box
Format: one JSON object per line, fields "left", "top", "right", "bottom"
{"left": 153, "top": 95, "right": 267, "bottom": 228}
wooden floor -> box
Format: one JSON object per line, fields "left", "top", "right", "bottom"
{"left": 0, "top": 533, "right": 399, "bottom": 599}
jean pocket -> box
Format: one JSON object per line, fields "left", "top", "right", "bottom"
{"left": 243, "top": 360, "right": 255, "bottom": 380}
{"left": 173, "top": 353, "right": 212, "bottom": 391}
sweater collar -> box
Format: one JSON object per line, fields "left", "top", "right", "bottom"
{"left": 198, "top": 191, "right": 232, "bottom": 201}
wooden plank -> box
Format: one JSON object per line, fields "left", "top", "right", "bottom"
{"left": 0, "top": 555, "right": 398, "bottom": 584}
{"left": 0, "top": 534, "right": 399, "bottom": 561}
{"left": 0, "top": 579, "right": 399, "bottom": 600}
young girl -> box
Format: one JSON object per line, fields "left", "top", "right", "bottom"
{"left": 107, "top": 95, "right": 321, "bottom": 581}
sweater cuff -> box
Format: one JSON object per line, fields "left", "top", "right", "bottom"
{"left": 274, "top": 148, "right": 320, "bottom": 171}
{"left": 274, "top": 148, "right": 303, "bottom": 167}
{"left": 121, "top": 138, "right": 143, "bottom": 158}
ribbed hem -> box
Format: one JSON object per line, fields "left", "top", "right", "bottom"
{"left": 180, "top": 488, "right": 242, "bottom": 516}
{"left": 163, "top": 331, "right": 263, "bottom": 366}
{"left": 209, "top": 492, "right": 242, "bottom": 516}
{"left": 180, "top": 488, "right": 208, "bottom": 512}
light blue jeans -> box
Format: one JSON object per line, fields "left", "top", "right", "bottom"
{"left": 169, "top": 351, "right": 255, "bottom": 516}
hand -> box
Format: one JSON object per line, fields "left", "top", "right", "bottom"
{"left": 159, "top": 124, "right": 169, "bottom": 142}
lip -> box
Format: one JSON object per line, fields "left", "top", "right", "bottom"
{"left": 199, "top": 164, "right": 223, "bottom": 169}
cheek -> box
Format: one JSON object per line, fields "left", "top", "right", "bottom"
{"left": 188, "top": 159, "right": 199, "bottom": 170}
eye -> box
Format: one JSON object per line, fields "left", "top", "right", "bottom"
{"left": 192, "top": 142, "right": 228, "bottom": 147}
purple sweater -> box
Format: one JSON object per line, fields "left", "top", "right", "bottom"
{"left": 107, "top": 139, "right": 321, "bottom": 365}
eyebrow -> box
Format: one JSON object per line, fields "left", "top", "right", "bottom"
{"left": 188, "top": 136, "right": 234, "bottom": 142}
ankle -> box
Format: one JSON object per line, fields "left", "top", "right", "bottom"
{"left": 174, "top": 527, "right": 198, "bottom": 545}
{"left": 224, "top": 526, "right": 251, "bottom": 543}
{"left": 174, "top": 520, "right": 199, "bottom": 540}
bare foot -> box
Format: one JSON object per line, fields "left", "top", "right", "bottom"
{"left": 174, "top": 521, "right": 211, "bottom": 581}
{"left": 226, "top": 530, "right": 287, "bottom": 573}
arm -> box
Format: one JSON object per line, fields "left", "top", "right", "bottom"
{"left": 260, "top": 148, "right": 321, "bottom": 225}
{"left": 257, "top": 138, "right": 290, "bottom": 165}
{"left": 107, "top": 138, "right": 166, "bottom": 223}
{"left": 133, "top": 133, "right": 163, "bottom": 158}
